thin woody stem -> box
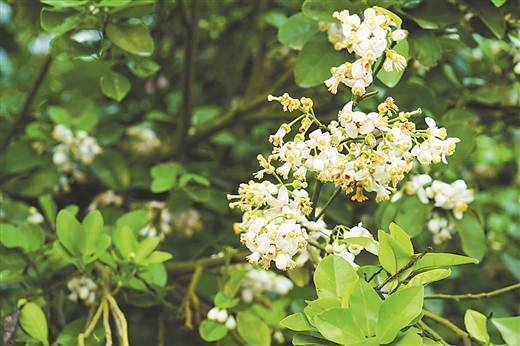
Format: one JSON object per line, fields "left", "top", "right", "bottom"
{"left": 422, "top": 309, "right": 472, "bottom": 346}
{"left": 376, "top": 247, "right": 432, "bottom": 291}
{"left": 315, "top": 187, "right": 342, "bottom": 221}
{"left": 425, "top": 282, "right": 520, "bottom": 300}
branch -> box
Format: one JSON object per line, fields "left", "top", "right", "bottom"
{"left": 422, "top": 309, "right": 472, "bottom": 346}
{"left": 0, "top": 55, "right": 52, "bottom": 153}
{"left": 165, "top": 251, "right": 250, "bottom": 275}
{"left": 182, "top": 265, "right": 204, "bottom": 329}
{"left": 171, "top": 0, "right": 200, "bottom": 156}
{"left": 417, "top": 320, "right": 450, "bottom": 346}
{"left": 314, "top": 187, "right": 342, "bottom": 221}
{"left": 376, "top": 247, "right": 432, "bottom": 291}
{"left": 425, "top": 282, "right": 520, "bottom": 300}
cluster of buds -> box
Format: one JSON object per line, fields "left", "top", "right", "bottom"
{"left": 323, "top": 223, "right": 374, "bottom": 269}
{"left": 51, "top": 125, "right": 102, "bottom": 192}
{"left": 322, "top": 7, "right": 407, "bottom": 95}
{"left": 207, "top": 307, "right": 236, "bottom": 330}
{"left": 27, "top": 207, "right": 44, "bottom": 225}
{"left": 66, "top": 276, "right": 97, "bottom": 306}
{"left": 393, "top": 174, "right": 475, "bottom": 243}
{"left": 87, "top": 190, "right": 124, "bottom": 212}
{"left": 138, "top": 201, "right": 203, "bottom": 240}
{"left": 239, "top": 265, "right": 294, "bottom": 303}
{"left": 126, "top": 126, "right": 161, "bottom": 154}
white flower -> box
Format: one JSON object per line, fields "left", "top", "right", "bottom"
{"left": 225, "top": 316, "right": 236, "bottom": 330}
{"left": 391, "top": 29, "right": 406, "bottom": 42}
{"left": 207, "top": 307, "right": 219, "bottom": 320}
{"left": 357, "top": 8, "right": 387, "bottom": 40}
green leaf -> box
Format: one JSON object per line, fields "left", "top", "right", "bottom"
{"left": 378, "top": 230, "right": 397, "bottom": 274}
{"left": 490, "top": 0, "right": 506, "bottom": 7}
{"left": 144, "top": 251, "right": 172, "bottom": 264}
{"left": 295, "top": 32, "right": 347, "bottom": 88}
{"left": 19, "top": 302, "right": 49, "bottom": 345}
{"left": 116, "top": 210, "right": 149, "bottom": 236}
{"left": 94, "top": 0, "right": 131, "bottom": 7}
{"left": 135, "top": 237, "right": 160, "bottom": 264}
{"left": 464, "top": 309, "right": 490, "bottom": 344}
{"left": 0, "top": 141, "right": 47, "bottom": 175}
{"left": 99, "top": 70, "right": 131, "bottom": 102}
{"left": 406, "top": 269, "right": 451, "bottom": 287}
{"left": 199, "top": 319, "right": 228, "bottom": 342}
{"left": 391, "top": 330, "right": 422, "bottom": 345}
{"left": 56, "top": 209, "right": 82, "bottom": 256}
{"left": 213, "top": 291, "right": 240, "bottom": 309}
{"left": 343, "top": 236, "right": 379, "bottom": 256}
{"left": 150, "top": 163, "right": 179, "bottom": 193}
{"left": 115, "top": 225, "right": 138, "bottom": 261}
{"left": 127, "top": 59, "right": 160, "bottom": 78}
{"left": 138, "top": 263, "right": 168, "bottom": 287}
{"left": 288, "top": 266, "right": 311, "bottom": 287}
{"left": 414, "top": 253, "right": 478, "bottom": 271}
{"left": 47, "top": 105, "right": 71, "bottom": 126}
{"left": 466, "top": 0, "right": 505, "bottom": 38}
{"left": 314, "top": 255, "right": 358, "bottom": 299}
{"left": 314, "top": 308, "right": 365, "bottom": 344}
{"left": 403, "top": 1, "right": 462, "bottom": 29}
{"left": 184, "top": 185, "right": 211, "bottom": 202}
{"left": 292, "top": 332, "right": 338, "bottom": 345}
{"left": 223, "top": 270, "right": 248, "bottom": 298}
{"left": 491, "top": 316, "right": 520, "bottom": 346}
{"left": 393, "top": 196, "right": 433, "bottom": 238}
{"left": 40, "top": 7, "right": 81, "bottom": 33}
{"left": 179, "top": 173, "right": 210, "bottom": 188}
{"left": 41, "top": 0, "right": 88, "bottom": 7}
{"left": 237, "top": 311, "right": 271, "bottom": 346}
{"left": 304, "top": 298, "right": 341, "bottom": 326}
{"left": 265, "top": 11, "right": 287, "bottom": 29}
{"left": 302, "top": 0, "right": 365, "bottom": 22}
{"left": 436, "top": 121, "right": 475, "bottom": 170}
{"left": 377, "top": 38, "right": 409, "bottom": 88}
{"left": 55, "top": 318, "right": 105, "bottom": 346}
{"left": 80, "top": 210, "right": 104, "bottom": 256}
{"left": 0, "top": 251, "right": 27, "bottom": 284}
{"left": 376, "top": 286, "right": 424, "bottom": 344}
{"left": 38, "top": 195, "right": 57, "bottom": 228}
{"left": 451, "top": 211, "right": 486, "bottom": 261}
{"left": 280, "top": 312, "right": 316, "bottom": 332}
{"left": 53, "top": 240, "right": 78, "bottom": 266}
{"left": 91, "top": 149, "right": 130, "bottom": 190}
{"left": 106, "top": 22, "right": 154, "bottom": 57}
{"left": 343, "top": 279, "right": 383, "bottom": 337}
{"left": 278, "top": 12, "right": 319, "bottom": 50}
{"left": 374, "top": 6, "right": 402, "bottom": 26}
{"left": 389, "top": 223, "right": 414, "bottom": 254}
{"left": 3, "top": 167, "right": 59, "bottom": 197}
{"left": 408, "top": 30, "right": 441, "bottom": 67}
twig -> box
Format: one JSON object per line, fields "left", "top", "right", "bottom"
{"left": 78, "top": 301, "right": 104, "bottom": 345}
{"left": 422, "top": 309, "right": 471, "bottom": 346}
{"left": 417, "top": 320, "right": 450, "bottom": 346}
{"left": 376, "top": 247, "right": 432, "bottom": 291}
{"left": 0, "top": 55, "right": 52, "bottom": 152}
{"left": 182, "top": 265, "right": 204, "bottom": 329}
{"left": 315, "top": 187, "right": 342, "bottom": 221}
{"left": 366, "top": 267, "right": 384, "bottom": 284}
{"left": 310, "top": 180, "right": 323, "bottom": 221}
{"left": 165, "top": 251, "right": 249, "bottom": 275}
{"left": 103, "top": 299, "right": 113, "bottom": 346}
{"left": 425, "top": 283, "right": 520, "bottom": 300}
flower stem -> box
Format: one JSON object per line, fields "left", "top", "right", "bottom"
{"left": 315, "top": 187, "right": 342, "bottom": 221}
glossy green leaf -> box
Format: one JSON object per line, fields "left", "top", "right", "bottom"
{"left": 150, "top": 162, "right": 179, "bottom": 193}
{"left": 292, "top": 332, "right": 338, "bottom": 345}
{"left": 47, "top": 105, "right": 70, "bottom": 126}
{"left": 214, "top": 291, "right": 240, "bottom": 309}
{"left": 199, "top": 319, "right": 228, "bottom": 342}
{"left": 466, "top": 0, "right": 505, "bottom": 38}
{"left": 295, "top": 32, "right": 347, "bottom": 88}
{"left": 223, "top": 270, "right": 248, "bottom": 298}
{"left": 438, "top": 121, "right": 476, "bottom": 170}
{"left": 38, "top": 195, "right": 57, "bottom": 228}
{"left": 135, "top": 237, "right": 160, "bottom": 264}
{"left": 0, "top": 251, "right": 26, "bottom": 284}
{"left": 490, "top": 0, "right": 506, "bottom": 7}
{"left": 127, "top": 59, "right": 161, "bottom": 78}
{"left": 144, "top": 251, "right": 172, "bottom": 264}
{"left": 0, "top": 141, "right": 47, "bottom": 175}
{"left": 40, "top": 7, "right": 81, "bottom": 33}
{"left": 406, "top": 269, "right": 451, "bottom": 287}
{"left": 100, "top": 70, "right": 131, "bottom": 102}
{"left": 94, "top": 0, "right": 131, "bottom": 6}
{"left": 314, "top": 308, "right": 365, "bottom": 344}
{"left": 55, "top": 318, "right": 105, "bottom": 346}
{"left": 237, "top": 311, "right": 271, "bottom": 345}
{"left": 464, "top": 309, "right": 490, "bottom": 343}
{"left": 413, "top": 253, "right": 478, "bottom": 271}
{"left": 389, "top": 223, "right": 414, "bottom": 254}
{"left": 342, "top": 279, "right": 382, "bottom": 337}
{"left": 80, "top": 210, "right": 104, "bottom": 256}
{"left": 41, "top": 0, "right": 88, "bottom": 7}
{"left": 179, "top": 173, "right": 210, "bottom": 188}
{"left": 408, "top": 30, "right": 441, "bottom": 67}
{"left": 393, "top": 196, "right": 433, "bottom": 238}
{"left": 391, "top": 330, "right": 422, "bottom": 345}
{"left": 377, "top": 38, "right": 408, "bottom": 88}
{"left": 378, "top": 230, "right": 397, "bottom": 274}
{"left": 106, "top": 23, "right": 154, "bottom": 57}
{"left": 314, "top": 255, "right": 359, "bottom": 299}
{"left": 376, "top": 286, "right": 424, "bottom": 344}
{"left": 304, "top": 298, "right": 341, "bottom": 326}
{"left": 110, "top": 0, "right": 156, "bottom": 19}
{"left": 403, "top": 1, "right": 462, "bottom": 29}
{"left": 491, "top": 316, "right": 520, "bottom": 346}
{"left": 53, "top": 240, "right": 78, "bottom": 266}
{"left": 265, "top": 11, "right": 287, "bottom": 29}
{"left": 19, "top": 302, "right": 49, "bottom": 346}
{"left": 451, "top": 211, "right": 486, "bottom": 261}
{"left": 374, "top": 6, "right": 402, "bottom": 26}
{"left": 184, "top": 185, "right": 211, "bottom": 202}
{"left": 138, "top": 263, "right": 168, "bottom": 287}
{"left": 116, "top": 210, "right": 149, "bottom": 236}
{"left": 56, "top": 209, "right": 82, "bottom": 256}
{"left": 115, "top": 225, "right": 138, "bottom": 261}
{"left": 3, "top": 167, "right": 59, "bottom": 197}
{"left": 343, "top": 236, "right": 379, "bottom": 256}
{"left": 91, "top": 149, "right": 130, "bottom": 191}
{"left": 280, "top": 312, "right": 316, "bottom": 331}
{"left": 278, "top": 12, "right": 320, "bottom": 50}
{"left": 302, "top": 0, "right": 365, "bottom": 22}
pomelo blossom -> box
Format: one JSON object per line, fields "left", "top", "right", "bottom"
{"left": 67, "top": 276, "right": 97, "bottom": 306}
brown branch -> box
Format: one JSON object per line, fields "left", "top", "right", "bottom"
{"left": 0, "top": 55, "right": 52, "bottom": 153}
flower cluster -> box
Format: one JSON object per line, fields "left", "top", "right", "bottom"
{"left": 239, "top": 265, "right": 294, "bottom": 303}
{"left": 137, "top": 201, "right": 203, "bottom": 239}
{"left": 393, "top": 174, "right": 475, "bottom": 243}
{"left": 126, "top": 126, "right": 161, "bottom": 154}
{"left": 52, "top": 125, "right": 102, "bottom": 192}
{"left": 66, "top": 276, "right": 97, "bottom": 306}
{"left": 322, "top": 7, "right": 408, "bottom": 95}
{"left": 230, "top": 93, "right": 460, "bottom": 270}
{"left": 207, "top": 307, "right": 236, "bottom": 330}
{"left": 87, "top": 190, "right": 124, "bottom": 212}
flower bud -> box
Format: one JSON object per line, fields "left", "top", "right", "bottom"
{"left": 391, "top": 29, "right": 406, "bottom": 42}
{"left": 207, "top": 307, "right": 219, "bottom": 320}
{"left": 225, "top": 316, "right": 236, "bottom": 330}
{"left": 216, "top": 309, "right": 228, "bottom": 323}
